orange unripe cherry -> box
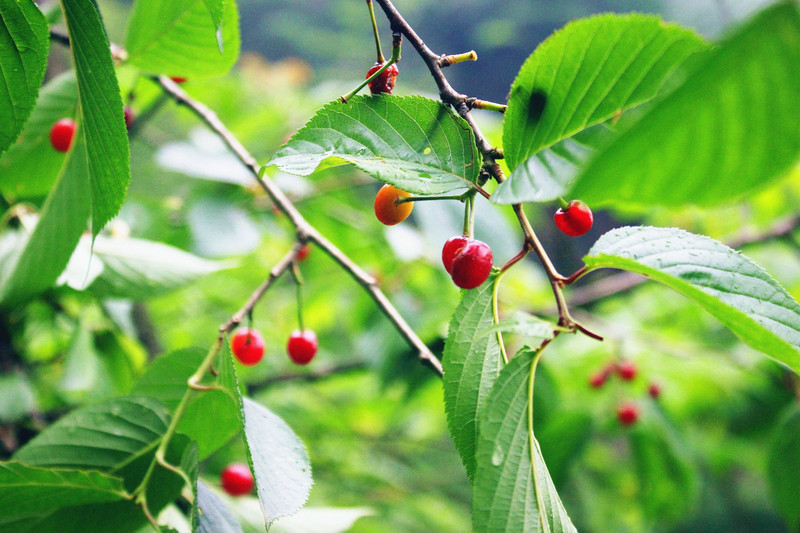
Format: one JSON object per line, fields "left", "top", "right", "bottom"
{"left": 374, "top": 184, "right": 413, "bottom": 225}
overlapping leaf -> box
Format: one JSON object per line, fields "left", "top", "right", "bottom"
{"left": 473, "top": 349, "right": 577, "bottom": 532}
{"left": 0, "top": 72, "right": 79, "bottom": 198}
{"left": 13, "top": 396, "right": 170, "bottom": 470}
{"left": 0, "top": 0, "right": 49, "bottom": 157}
{"left": 197, "top": 481, "right": 243, "bottom": 533}
{"left": 442, "top": 272, "right": 503, "bottom": 481}
{"left": 570, "top": 2, "right": 800, "bottom": 207}
{"left": 0, "top": 462, "right": 128, "bottom": 523}
{"left": 768, "top": 407, "right": 800, "bottom": 530}
{"left": 584, "top": 226, "right": 800, "bottom": 373}
{"left": 125, "top": 0, "right": 240, "bottom": 78}
{"left": 62, "top": 0, "right": 131, "bottom": 235}
{"left": 268, "top": 95, "right": 480, "bottom": 194}
{"left": 503, "top": 13, "right": 707, "bottom": 173}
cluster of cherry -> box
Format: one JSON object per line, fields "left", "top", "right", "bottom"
{"left": 589, "top": 360, "right": 662, "bottom": 426}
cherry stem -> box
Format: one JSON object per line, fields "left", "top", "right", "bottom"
{"left": 366, "top": 0, "right": 385, "bottom": 63}
{"left": 500, "top": 246, "right": 530, "bottom": 274}
{"left": 492, "top": 272, "right": 509, "bottom": 365}
{"left": 291, "top": 263, "right": 305, "bottom": 331}
{"left": 557, "top": 196, "right": 570, "bottom": 210}
{"left": 395, "top": 192, "right": 468, "bottom": 204}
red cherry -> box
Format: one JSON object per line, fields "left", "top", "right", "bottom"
{"left": 220, "top": 463, "right": 254, "bottom": 496}
{"left": 554, "top": 200, "right": 593, "bottom": 237}
{"left": 287, "top": 329, "right": 318, "bottom": 365}
{"left": 124, "top": 106, "right": 135, "bottom": 131}
{"left": 296, "top": 244, "right": 310, "bottom": 262}
{"left": 50, "top": 118, "right": 76, "bottom": 152}
{"left": 170, "top": 76, "right": 187, "bottom": 84}
{"left": 648, "top": 382, "right": 662, "bottom": 399}
{"left": 450, "top": 240, "right": 493, "bottom": 289}
{"left": 616, "top": 402, "right": 639, "bottom": 427}
{"left": 589, "top": 373, "right": 607, "bottom": 389}
{"left": 231, "top": 328, "right": 265, "bottom": 366}
{"left": 441, "top": 236, "right": 469, "bottom": 275}
{"left": 618, "top": 360, "right": 637, "bottom": 381}
{"left": 367, "top": 62, "right": 399, "bottom": 95}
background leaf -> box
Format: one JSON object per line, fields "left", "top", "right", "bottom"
{"left": 125, "top": 0, "right": 240, "bottom": 78}
{"left": 0, "top": 462, "right": 128, "bottom": 524}
{"left": 132, "top": 347, "right": 240, "bottom": 459}
{"left": 62, "top": 0, "right": 131, "bottom": 234}
{"left": 13, "top": 395, "right": 170, "bottom": 470}
{"left": 0, "top": 72, "right": 78, "bottom": 198}
{"left": 570, "top": 2, "right": 800, "bottom": 207}
{"left": 442, "top": 272, "right": 503, "bottom": 481}
{"left": 0, "top": 0, "right": 49, "bottom": 157}
{"left": 268, "top": 95, "right": 480, "bottom": 194}
{"left": 473, "top": 349, "right": 577, "bottom": 532}
{"left": 584, "top": 226, "right": 800, "bottom": 374}
{"left": 502, "top": 13, "right": 706, "bottom": 172}
{"left": 767, "top": 406, "right": 800, "bottom": 530}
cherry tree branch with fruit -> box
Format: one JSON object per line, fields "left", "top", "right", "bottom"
{"left": 3, "top": 0, "right": 800, "bottom": 531}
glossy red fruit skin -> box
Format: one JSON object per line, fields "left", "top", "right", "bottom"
{"left": 589, "top": 373, "right": 607, "bottom": 389}
{"left": 124, "top": 107, "right": 135, "bottom": 131}
{"left": 367, "top": 62, "right": 399, "bottom": 95}
{"left": 451, "top": 240, "right": 493, "bottom": 289}
{"left": 617, "top": 402, "right": 639, "bottom": 427}
{"left": 441, "top": 236, "right": 469, "bottom": 275}
{"left": 296, "top": 244, "right": 310, "bottom": 262}
{"left": 618, "top": 360, "right": 637, "bottom": 381}
{"left": 287, "top": 329, "right": 318, "bottom": 365}
{"left": 220, "top": 463, "right": 254, "bottom": 496}
{"left": 50, "top": 118, "right": 76, "bottom": 152}
{"left": 648, "top": 382, "right": 662, "bottom": 399}
{"left": 554, "top": 200, "right": 593, "bottom": 237}
{"left": 231, "top": 328, "right": 265, "bottom": 366}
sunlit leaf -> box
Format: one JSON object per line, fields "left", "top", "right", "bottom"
{"left": 571, "top": 2, "right": 800, "bottom": 207}
{"left": 268, "top": 95, "right": 480, "bottom": 195}
{"left": 584, "top": 226, "right": 800, "bottom": 373}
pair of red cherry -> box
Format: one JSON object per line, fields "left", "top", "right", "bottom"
{"left": 231, "top": 328, "right": 318, "bottom": 366}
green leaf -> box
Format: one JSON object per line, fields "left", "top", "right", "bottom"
{"left": 268, "top": 95, "right": 480, "bottom": 194}
{"left": 629, "top": 408, "right": 699, "bottom": 524}
{"left": 0, "top": 72, "right": 79, "bottom": 199}
{"left": 62, "top": 0, "right": 131, "bottom": 234}
{"left": 570, "top": 2, "right": 800, "bottom": 207}
{"left": 0, "top": 372, "right": 36, "bottom": 422}
{"left": 181, "top": 442, "right": 199, "bottom": 531}
{"left": 492, "top": 122, "right": 613, "bottom": 205}
{"left": 242, "top": 397, "right": 313, "bottom": 527}
{"left": 480, "top": 311, "right": 562, "bottom": 340}
{"left": 0, "top": 0, "right": 49, "bottom": 157}
{"left": 218, "top": 342, "right": 312, "bottom": 527}
{"left": 584, "top": 226, "right": 800, "bottom": 374}
{"left": 768, "top": 406, "right": 800, "bottom": 530}
{"left": 132, "top": 348, "right": 240, "bottom": 459}
{"left": 87, "top": 235, "right": 231, "bottom": 299}
{"left": 0, "top": 462, "right": 128, "bottom": 523}
{"left": 473, "top": 349, "right": 577, "bottom": 532}
{"left": 442, "top": 272, "right": 503, "bottom": 481}
{"left": 13, "top": 395, "right": 170, "bottom": 470}
{"left": 503, "top": 13, "right": 706, "bottom": 172}
{"left": 125, "top": 0, "right": 240, "bottom": 78}
{"left": 57, "top": 323, "right": 100, "bottom": 402}
{"left": 197, "top": 481, "right": 243, "bottom": 533}
{"left": 0, "top": 135, "right": 90, "bottom": 308}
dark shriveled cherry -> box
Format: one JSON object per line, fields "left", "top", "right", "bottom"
{"left": 367, "top": 62, "right": 399, "bottom": 95}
